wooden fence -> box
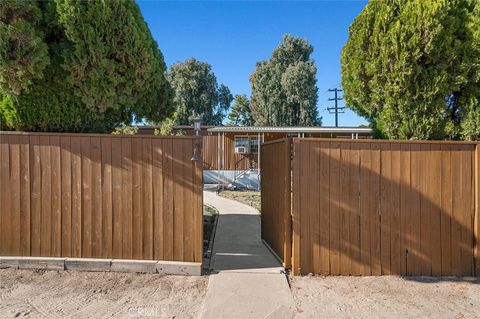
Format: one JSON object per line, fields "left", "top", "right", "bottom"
{"left": 0, "top": 132, "right": 203, "bottom": 263}
{"left": 260, "top": 139, "right": 291, "bottom": 267}
{"left": 261, "top": 138, "right": 480, "bottom": 276}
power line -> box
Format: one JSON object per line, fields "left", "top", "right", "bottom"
{"left": 326, "top": 88, "right": 345, "bottom": 127}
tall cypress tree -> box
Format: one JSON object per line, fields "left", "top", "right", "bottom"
{"left": 0, "top": 0, "right": 173, "bottom": 132}
{"left": 341, "top": 0, "right": 480, "bottom": 140}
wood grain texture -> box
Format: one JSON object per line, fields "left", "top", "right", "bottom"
{"left": 0, "top": 132, "right": 202, "bottom": 262}
{"left": 261, "top": 138, "right": 477, "bottom": 276}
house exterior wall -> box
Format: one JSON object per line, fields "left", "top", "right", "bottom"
{"left": 201, "top": 131, "right": 371, "bottom": 171}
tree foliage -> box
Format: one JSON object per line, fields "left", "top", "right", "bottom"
{"left": 0, "top": 0, "right": 173, "bottom": 132}
{"left": 227, "top": 94, "right": 253, "bottom": 126}
{"left": 168, "top": 58, "right": 233, "bottom": 126}
{"left": 341, "top": 0, "right": 480, "bottom": 140}
{"left": 250, "top": 34, "right": 321, "bottom": 126}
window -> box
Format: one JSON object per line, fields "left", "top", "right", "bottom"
{"left": 249, "top": 137, "right": 258, "bottom": 154}
{"left": 234, "top": 135, "right": 259, "bottom": 154}
{"left": 234, "top": 136, "right": 249, "bottom": 149}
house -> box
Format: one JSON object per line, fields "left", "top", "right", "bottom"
{"left": 138, "top": 125, "right": 372, "bottom": 189}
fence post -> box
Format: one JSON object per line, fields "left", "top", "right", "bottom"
{"left": 475, "top": 143, "right": 480, "bottom": 276}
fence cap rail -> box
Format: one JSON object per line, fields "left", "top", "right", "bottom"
{"left": 0, "top": 131, "right": 201, "bottom": 140}
{"left": 292, "top": 137, "right": 479, "bottom": 145}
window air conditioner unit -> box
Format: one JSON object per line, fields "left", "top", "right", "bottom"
{"left": 235, "top": 146, "right": 248, "bottom": 154}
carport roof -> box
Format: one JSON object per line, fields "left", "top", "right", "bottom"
{"left": 207, "top": 126, "right": 372, "bottom": 134}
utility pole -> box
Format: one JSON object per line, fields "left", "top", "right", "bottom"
{"left": 327, "top": 88, "right": 345, "bottom": 127}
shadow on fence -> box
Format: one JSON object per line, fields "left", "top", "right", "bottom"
{"left": 262, "top": 138, "right": 480, "bottom": 278}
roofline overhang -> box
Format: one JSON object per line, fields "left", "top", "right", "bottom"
{"left": 206, "top": 126, "right": 372, "bottom": 134}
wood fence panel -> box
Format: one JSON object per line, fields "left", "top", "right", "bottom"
{"left": 475, "top": 145, "right": 480, "bottom": 275}
{"left": 260, "top": 139, "right": 291, "bottom": 269}
{"left": 19, "top": 136, "right": 31, "bottom": 256}
{"left": 261, "top": 138, "right": 479, "bottom": 276}
{"left": 0, "top": 132, "right": 202, "bottom": 263}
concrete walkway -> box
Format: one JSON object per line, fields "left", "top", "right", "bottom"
{"left": 200, "top": 186, "right": 295, "bottom": 319}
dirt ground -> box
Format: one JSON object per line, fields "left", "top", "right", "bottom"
{"left": 217, "top": 190, "right": 261, "bottom": 211}
{"left": 290, "top": 275, "right": 480, "bottom": 319}
{"left": 0, "top": 268, "right": 208, "bottom": 319}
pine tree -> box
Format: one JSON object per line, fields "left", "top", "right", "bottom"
{"left": 227, "top": 94, "right": 253, "bottom": 126}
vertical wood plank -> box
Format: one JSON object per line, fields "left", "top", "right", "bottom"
{"left": 430, "top": 145, "right": 442, "bottom": 276}
{"left": 0, "top": 135, "right": 11, "bottom": 255}
{"left": 390, "top": 143, "right": 401, "bottom": 275}
{"left": 9, "top": 135, "right": 21, "bottom": 255}
{"left": 460, "top": 145, "right": 473, "bottom": 275}
{"left": 329, "top": 142, "right": 341, "bottom": 275}
{"left": 0, "top": 134, "right": 4, "bottom": 255}
{"left": 121, "top": 137, "right": 133, "bottom": 259}
{"left": 101, "top": 137, "right": 113, "bottom": 258}
{"left": 111, "top": 138, "right": 123, "bottom": 258}
{"left": 172, "top": 138, "right": 185, "bottom": 261}
{"left": 143, "top": 138, "right": 154, "bottom": 260}
{"left": 61, "top": 136, "right": 72, "bottom": 257}
{"left": 30, "top": 136, "right": 41, "bottom": 256}
{"left": 370, "top": 143, "right": 382, "bottom": 275}
{"left": 408, "top": 144, "right": 421, "bottom": 275}
{"left": 50, "top": 136, "right": 62, "bottom": 257}
{"left": 195, "top": 138, "right": 204, "bottom": 263}
{"left": 451, "top": 145, "right": 463, "bottom": 275}
{"left": 300, "top": 141, "right": 312, "bottom": 274}
{"left": 349, "top": 143, "right": 361, "bottom": 275}
{"left": 71, "top": 136, "right": 82, "bottom": 257}
{"left": 318, "top": 141, "right": 330, "bottom": 274}
{"left": 292, "top": 139, "right": 301, "bottom": 275}
{"left": 152, "top": 139, "right": 164, "bottom": 260}
{"left": 91, "top": 137, "right": 102, "bottom": 258}
{"left": 281, "top": 140, "right": 289, "bottom": 267}
{"left": 420, "top": 144, "right": 432, "bottom": 275}
{"left": 81, "top": 137, "right": 92, "bottom": 258}
{"left": 339, "top": 143, "right": 350, "bottom": 275}
{"left": 380, "top": 143, "right": 391, "bottom": 275}
{"left": 183, "top": 139, "right": 194, "bottom": 261}
{"left": 19, "top": 136, "right": 31, "bottom": 256}
{"left": 440, "top": 145, "right": 452, "bottom": 275}
{"left": 475, "top": 144, "right": 480, "bottom": 276}
{"left": 359, "top": 145, "right": 372, "bottom": 275}
{"left": 163, "top": 138, "right": 174, "bottom": 260}
{"left": 311, "top": 142, "right": 320, "bottom": 274}
{"left": 40, "top": 136, "right": 52, "bottom": 256}
{"left": 400, "top": 144, "right": 411, "bottom": 275}
{"left": 132, "top": 138, "right": 144, "bottom": 259}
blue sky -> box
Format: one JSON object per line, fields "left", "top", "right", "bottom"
{"left": 138, "top": 0, "right": 369, "bottom": 127}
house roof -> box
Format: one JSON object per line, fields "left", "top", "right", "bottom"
{"left": 207, "top": 126, "right": 372, "bottom": 134}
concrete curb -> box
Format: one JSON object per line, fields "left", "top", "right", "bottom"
{"left": 157, "top": 260, "right": 202, "bottom": 276}
{"left": 65, "top": 258, "right": 111, "bottom": 272}
{"left": 0, "top": 256, "right": 202, "bottom": 276}
{"left": 111, "top": 259, "right": 158, "bottom": 273}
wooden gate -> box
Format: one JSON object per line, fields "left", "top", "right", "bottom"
{"left": 261, "top": 138, "right": 480, "bottom": 276}
{"left": 260, "top": 138, "right": 292, "bottom": 267}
